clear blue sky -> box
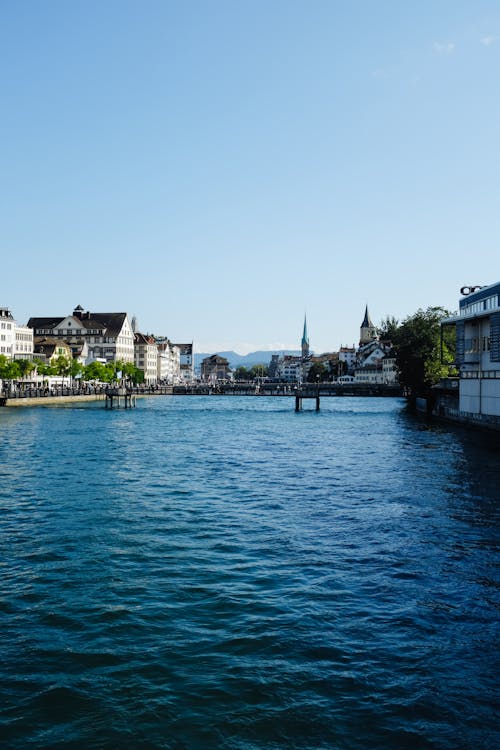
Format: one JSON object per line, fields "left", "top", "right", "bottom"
{"left": 1, "top": 1, "right": 499, "bottom": 354}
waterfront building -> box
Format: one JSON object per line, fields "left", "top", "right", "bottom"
{"left": 174, "top": 342, "right": 194, "bottom": 384}
{"left": 201, "top": 354, "right": 231, "bottom": 382}
{"left": 14, "top": 325, "right": 34, "bottom": 360}
{"left": 275, "top": 355, "right": 304, "bottom": 383}
{"left": 134, "top": 333, "right": 158, "bottom": 384}
{"left": 156, "top": 338, "right": 181, "bottom": 384}
{"left": 28, "top": 305, "right": 135, "bottom": 364}
{"left": 270, "top": 316, "right": 313, "bottom": 383}
{"left": 353, "top": 364, "right": 384, "bottom": 384}
{"left": 0, "top": 307, "right": 34, "bottom": 360}
{"left": 440, "top": 282, "right": 500, "bottom": 426}
{"left": 353, "top": 354, "right": 397, "bottom": 385}
{"left": 382, "top": 354, "right": 398, "bottom": 384}
{"left": 0, "top": 307, "right": 15, "bottom": 357}
{"left": 33, "top": 337, "right": 73, "bottom": 363}
{"left": 338, "top": 346, "right": 356, "bottom": 374}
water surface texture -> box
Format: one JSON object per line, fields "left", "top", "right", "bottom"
{"left": 1, "top": 396, "right": 498, "bottom": 749}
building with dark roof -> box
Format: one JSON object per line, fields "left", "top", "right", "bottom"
{"left": 27, "top": 305, "right": 135, "bottom": 364}
{"left": 33, "top": 337, "right": 73, "bottom": 363}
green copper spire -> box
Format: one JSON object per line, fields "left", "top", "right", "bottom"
{"left": 302, "top": 314, "right": 309, "bottom": 346}
{"left": 301, "top": 314, "right": 310, "bottom": 359}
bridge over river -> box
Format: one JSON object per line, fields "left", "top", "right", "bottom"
{"left": 171, "top": 382, "right": 402, "bottom": 410}
{"left": 1, "top": 383, "right": 402, "bottom": 410}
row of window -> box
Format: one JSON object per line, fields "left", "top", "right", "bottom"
{"left": 1, "top": 322, "right": 12, "bottom": 329}
{"left": 461, "top": 295, "right": 499, "bottom": 317}
{"left": 464, "top": 337, "right": 491, "bottom": 353}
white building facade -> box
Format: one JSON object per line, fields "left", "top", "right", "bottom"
{"left": 134, "top": 333, "right": 158, "bottom": 384}
{"left": 157, "top": 340, "right": 181, "bottom": 384}
{"left": 28, "top": 306, "right": 135, "bottom": 364}
{"left": 0, "top": 308, "right": 15, "bottom": 357}
{"left": 14, "top": 326, "right": 34, "bottom": 359}
{"left": 0, "top": 308, "right": 34, "bottom": 360}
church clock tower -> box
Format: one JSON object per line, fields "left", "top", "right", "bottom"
{"left": 360, "top": 305, "right": 377, "bottom": 345}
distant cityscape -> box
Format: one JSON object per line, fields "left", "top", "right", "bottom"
{"left": 1, "top": 282, "right": 500, "bottom": 434}
{"left": 0, "top": 302, "right": 399, "bottom": 388}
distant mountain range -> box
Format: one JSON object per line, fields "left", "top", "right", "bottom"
{"left": 194, "top": 350, "right": 301, "bottom": 369}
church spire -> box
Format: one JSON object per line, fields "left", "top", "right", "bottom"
{"left": 361, "top": 305, "right": 373, "bottom": 329}
{"left": 301, "top": 314, "right": 309, "bottom": 358}
{"left": 360, "top": 305, "right": 377, "bottom": 345}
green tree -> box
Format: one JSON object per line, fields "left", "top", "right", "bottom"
{"left": 250, "top": 364, "right": 268, "bottom": 380}
{"left": 70, "top": 359, "right": 83, "bottom": 381}
{"left": 53, "top": 355, "right": 72, "bottom": 384}
{"left": 0, "top": 355, "right": 21, "bottom": 381}
{"left": 33, "top": 358, "right": 56, "bottom": 378}
{"left": 378, "top": 315, "right": 399, "bottom": 342}
{"left": 306, "top": 362, "right": 329, "bottom": 383}
{"left": 83, "top": 361, "right": 108, "bottom": 382}
{"left": 234, "top": 366, "right": 251, "bottom": 381}
{"left": 117, "top": 361, "right": 144, "bottom": 385}
{"left": 392, "top": 307, "right": 456, "bottom": 393}
{"left": 16, "top": 359, "right": 36, "bottom": 379}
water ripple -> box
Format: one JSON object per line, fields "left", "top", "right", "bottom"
{"left": 0, "top": 397, "right": 498, "bottom": 749}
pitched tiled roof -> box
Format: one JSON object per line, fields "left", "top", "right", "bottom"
{"left": 28, "top": 312, "right": 128, "bottom": 337}
{"left": 28, "top": 316, "right": 64, "bottom": 329}
{"left": 80, "top": 313, "right": 127, "bottom": 336}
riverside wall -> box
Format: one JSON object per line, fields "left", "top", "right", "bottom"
{"left": 2, "top": 394, "right": 106, "bottom": 407}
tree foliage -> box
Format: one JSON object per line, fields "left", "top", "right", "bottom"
{"left": 250, "top": 364, "right": 268, "bottom": 379}
{"left": 0, "top": 355, "right": 21, "bottom": 380}
{"left": 234, "top": 364, "right": 268, "bottom": 380}
{"left": 234, "top": 366, "right": 251, "bottom": 380}
{"left": 0, "top": 355, "right": 145, "bottom": 387}
{"left": 378, "top": 315, "right": 399, "bottom": 342}
{"left": 306, "top": 362, "right": 329, "bottom": 382}
{"left": 391, "top": 307, "right": 456, "bottom": 393}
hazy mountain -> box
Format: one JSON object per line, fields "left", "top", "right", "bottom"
{"left": 194, "top": 350, "right": 301, "bottom": 369}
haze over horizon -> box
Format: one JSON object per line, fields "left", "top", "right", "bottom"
{"left": 2, "top": 1, "right": 499, "bottom": 354}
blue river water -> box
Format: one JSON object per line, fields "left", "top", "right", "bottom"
{"left": 0, "top": 396, "right": 498, "bottom": 749}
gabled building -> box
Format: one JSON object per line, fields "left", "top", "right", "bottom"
{"left": 27, "top": 305, "right": 135, "bottom": 364}
{"left": 338, "top": 346, "right": 356, "bottom": 374}
{"left": 201, "top": 354, "right": 230, "bottom": 382}
{"left": 134, "top": 333, "right": 158, "bottom": 384}
{"left": 174, "top": 342, "right": 194, "bottom": 383}
{"left": 33, "top": 337, "right": 73, "bottom": 364}
{"left": 156, "top": 338, "right": 181, "bottom": 384}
